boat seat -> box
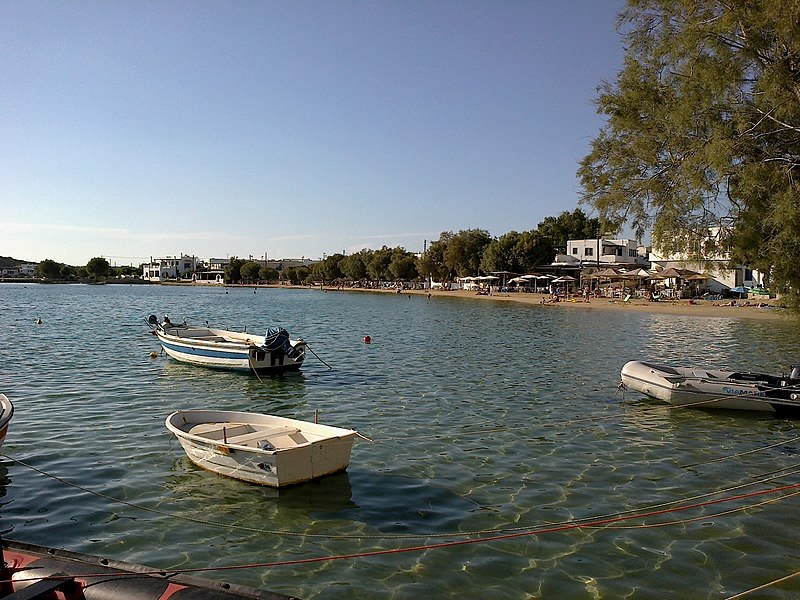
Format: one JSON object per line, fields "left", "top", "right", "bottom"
{"left": 224, "top": 427, "right": 301, "bottom": 446}
{"left": 189, "top": 423, "right": 254, "bottom": 440}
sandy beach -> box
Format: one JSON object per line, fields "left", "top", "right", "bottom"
{"left": 323, "top": 285, "right": 793, "bottom": 322}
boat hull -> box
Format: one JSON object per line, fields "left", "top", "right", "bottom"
{"left": 155, "top": 326, "right": 305, "bottom": 374}
{"left": 166, "top": 410, "right": 356, "bottom": 487}
{"left": 0, "top": 538, "right": 295, "bottom": 599}
{"left": 620, "top": 360, "right": 800, "bottom": 412}
{"left": 0, "top": 394, "right": 14, "bottom": 447}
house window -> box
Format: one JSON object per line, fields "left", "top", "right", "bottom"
{"left": 629, "top": 249, "right": 636, "bottom": 257}
{"left": 585, "top": 248, "right": 593, "bottom": 256}
{"left": 572, "top": 248, "right": 578, "bottom": 255}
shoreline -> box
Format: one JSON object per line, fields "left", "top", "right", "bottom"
{"left": 315, "top": 285, "right": 793, "bottom": 322}
{"left": 14, "top": 279, "right": 788, "bottom": 322}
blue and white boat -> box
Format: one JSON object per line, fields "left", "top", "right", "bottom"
{"left": 149, "top": 315, "right": 306, "bottom": 374}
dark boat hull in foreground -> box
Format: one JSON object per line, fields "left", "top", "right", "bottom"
{"left": 0, "top": 538, "right": 299, "bottom": 600}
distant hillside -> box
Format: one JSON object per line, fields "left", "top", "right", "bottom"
{"left": 0, "top": 256, "right": 33, "bottom": 269}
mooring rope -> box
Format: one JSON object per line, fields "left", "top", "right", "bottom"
{"left": 3, "top": 453, "right": 799, "bottom": 542}
{"left": 304, "top": 343, "right": 332, "bottom": 370}
{"left": 724, "top": 569, "right": 800, "bottom": 599}
{"left": 3, "top": 481, "right": 798, "bottom": 585}
{"left": 680, "top": 434, "right": 800, "bottom": 469}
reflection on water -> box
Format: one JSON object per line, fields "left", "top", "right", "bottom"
{"left": 0, "top": 284, "right": 799, "bottom": 599}
{"left": 165, "top": 464, "right": 357, "bottom": 514}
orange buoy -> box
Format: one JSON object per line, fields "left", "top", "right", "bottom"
{"left": 363, "top": 335, "right": 371, "bottom": 344}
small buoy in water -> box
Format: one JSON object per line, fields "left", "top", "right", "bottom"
{"left": 363, "top": 335, "right": 371, "bottom": 344}
{"left": 35, "top": 318, "right": 43, "bottom": 324}
{"left": 149, "top": 351, "right": 158, "bottom": 358}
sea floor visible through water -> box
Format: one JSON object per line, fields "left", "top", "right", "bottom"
{"left": 0, "top": 283, "right": 798, "bottom": 599}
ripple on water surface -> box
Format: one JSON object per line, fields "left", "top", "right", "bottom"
{"left": 0, "top": 284, "right": 799, "bottom": 599}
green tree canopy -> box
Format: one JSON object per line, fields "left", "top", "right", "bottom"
{"left": 388, "top": 247, "right": 419, "bottom": 281}
{"left": 339, "top": 250, "right": 369, "bottom": 281}
{"left": 60, "top": 265, "right": 76, "bottom": 280}
{"left": 282, "top": 266, "right": 311, "bottom": 285}
{"left": 311, "top": 254, "right": 345, "bottom": 283}
{"left": 240, "top": 261, "right": 261, "bottom": 283}
{"left": 417, "top": 233, "right": 454, "bottom": 283}
{"left": 579, "top": 0, "right": 800, "bottom": 308}
{"left": 86, "top": 257, "right": 110, "bottom": 280}
{"left": 480, "top": 230, "right": 555, "bottom": 274}
{"left": 444, "top": 229, "right": 492, "bottom": 277}
{"left": 365, "top": 247, "right": 392, "bottom": 281}
{"left": 537, "top": 209, "right": 603, "bottom": 254}
{"left": 36, "top": 259, "right": 62, "bottom": 279}
{"left": 224, "top": 258, "right": 246, "bottom": 284}
{"left": 259, "top": 265, "right": 279, "bottom": 282}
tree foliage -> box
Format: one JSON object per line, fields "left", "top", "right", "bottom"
{"left": 85, "top": 257, "right": 110, "bottom": 280}
{"left": 388, "top": 247, "right": 419, "bottom": 281}
{"left": 282, "top": 265, "right": 311, "bottom": 284}
{"left": 311, "top": 253, "right": 345, "bottom": 283}
{"left": 224, "top": 258, "right": 246, "bottom": 284}
{"left": 443, "top": 229, "right": 493, "bottom": 277}
{"left": 259, "top": 266, "right": 279, "bottom": 282}
{"left": 480, "top": 230, "right": 553, "bottom": 274}
{"left": 339, "top": 250, "right": 370, "bottom": 281}
{"left": 417, "top": 234, "right": 453, "bottom": 282}
{"left": 240, "top": 261, "right": 261, "bottom": 283}
{"left": 579, "top": 0, "right": 800, "bottom": 308}
{"left": 537, "top": 209, "right": 603, "bottom": 253}
{"left": 36, "top": 259, "right": 62, "bottom": 279}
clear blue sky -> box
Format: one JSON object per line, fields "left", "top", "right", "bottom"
{"left": 1, "top": 0, "right": 626, "bottom": 267}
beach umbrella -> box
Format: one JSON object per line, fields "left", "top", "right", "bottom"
{"left": 729, "top": 286, "right": 749, "bottom": 297}
{"left": 595, "top": 268, "right": 621, "bottom": 278}
{"left": 552, "top": 275, "right": 576, "bottom": 291}
{"left": 656, "top": 267, "right": 684, "bottom": 279}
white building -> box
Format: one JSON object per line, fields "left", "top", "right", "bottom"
{"left": 0, "top": 263, "right": 37, "bottom": 277}
{"left": 566, "top": 238, "right": 649, "bottom": 268}
{"left": 648, "top": 227, "right": 763, "bottom": 294}
{"left": 142, "top": 255, "right": 197, "bottom": 282}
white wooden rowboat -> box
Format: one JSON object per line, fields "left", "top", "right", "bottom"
{"left": 165, "top": 409, "right": 357, "bottom": 487}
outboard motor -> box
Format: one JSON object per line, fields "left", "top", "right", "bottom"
{"left": 264, "top": 327, "right": 302, "bottom": 360}
{"left": 791, "top": 365, "right": 800, "bottom": 380}
{"left": 264, "top": 327, "right": 290, "bottom": 351}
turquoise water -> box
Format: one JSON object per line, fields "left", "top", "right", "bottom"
{"left": 1, "top": 283, "right": 799, "bottom": 599}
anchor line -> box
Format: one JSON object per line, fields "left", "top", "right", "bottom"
{"left": 304, "top": 343, "right": 332, "bottom": 370}
{"left": 2, "top": 481, "right": 799, "bottom": 583}
{"left": 3, "top": 453, "right": 800, "bottom": 542}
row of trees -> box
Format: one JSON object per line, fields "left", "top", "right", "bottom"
{"left": 306, "top": 209, "right": 602, "bottom": 285}
{"left": 30, "top": 207, "right": 601, "bottom": 286}
{"left": 34, "top": 257, "right": 135, "bottom": 281}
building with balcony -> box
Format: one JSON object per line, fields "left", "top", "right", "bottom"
{"left": 142, "top": 255, "right": 197, "bottom": 282}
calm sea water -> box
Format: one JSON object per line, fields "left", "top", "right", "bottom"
{"left": 0, "top": 283, "right": 798, "bottom": 599}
